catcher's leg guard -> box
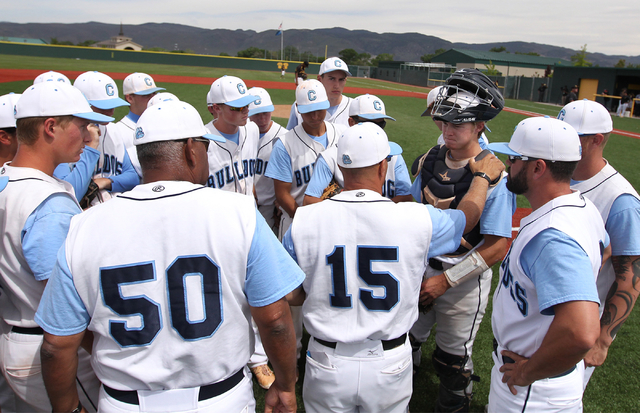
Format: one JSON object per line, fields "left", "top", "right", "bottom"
{"left": 432, "top": 345, "right": 479, "bottom": 413}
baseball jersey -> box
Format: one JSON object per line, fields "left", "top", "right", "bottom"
{"left": 205, "top": 121, "right": 259, "bottom": 195}
{"left": 92, "top": 123, "right": 140, "bottom": 193}
{"left": 492, "top": 191, "right": 606, "bottom": 358}
{"left": 109, "top": 113, "right": 138, "bottom": 149}
{"left": 255, "top": 121, "right": 286, "bottom": 206}
{"left": 265, "top": 121, "right": 346, "bottom": 207}
{"left": 53, "top": 146, "right": 101, "bottom": 201}
{"left": 304, "top": 145, "right": 412, "bottom": 199}
{"left": 35, "top": 181, "right": 305, "bottom": 391}
{"left": 285, "top": 189, "right": 466, "bottom": 343}
{"left": 570, "top": 161, "right": 640, "bottom": 312}
{"left": 0, "top": 164, "right": 79, "bottom": 327}
{"left": 286, "top": 96, "right": 352, "bottom": 130}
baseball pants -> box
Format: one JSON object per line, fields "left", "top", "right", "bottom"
{"left": 257, "top": 204, "right": 279, "bottom": 235}
{"left": 97, "top": 367, "right": 255, "bottom": 413}
{"left": 488, "top": 351, "right": 584, "bottom": 413}
{"left": 303, "top": 336, "right": 412, "bottom": 413}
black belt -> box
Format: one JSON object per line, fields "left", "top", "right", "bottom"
{"left": 103, "top": 369, "right": 244, "bottom": 405}
{"left": 428, "top": 258, "right": 444, "bottom": 271}
{"left": 11, "top": 326, "right": 43, "bottom": 335}
{"left": 314, "top": 333, "right": 407, "bottom": 351}
{"left": 500, "top": 355, "right": 575, "bottom": 378}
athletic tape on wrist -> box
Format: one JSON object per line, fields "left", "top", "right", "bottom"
{"left": 443, "top": 250, "right": 489, "bottom": 287}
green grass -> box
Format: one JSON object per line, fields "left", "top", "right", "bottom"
{"left": 2, "top": 54, "right": 639, "bottom": 412}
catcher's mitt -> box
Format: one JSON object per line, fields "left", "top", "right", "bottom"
{"left": 80, "top": 179, "right": 103, "bottom": 210}
{"left": 321, "top": 179, "right": 343, "bottom": 200}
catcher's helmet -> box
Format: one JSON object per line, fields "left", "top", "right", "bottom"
{"left": 431, "top": 68, "right": 504, "bottom": 124}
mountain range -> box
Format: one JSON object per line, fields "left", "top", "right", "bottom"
{"left": 1, "top": 22, "right": 639, "bottom": 67}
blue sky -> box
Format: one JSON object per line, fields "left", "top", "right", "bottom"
{"left": 2, "top": 0, "right": 638, "bottom": 56}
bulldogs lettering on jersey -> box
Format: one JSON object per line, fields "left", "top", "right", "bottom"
{"left": 254, "top": 121, "right": 286, "bottom": 207}
{"left": 94, "top": 124, "right": 125, "bottom": 177}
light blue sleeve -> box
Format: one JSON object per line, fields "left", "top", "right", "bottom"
{"left": 282, "top": 227, "right": 298, "bottom": 262}
{"left": 393, "top": 155, "right": 412, "bottom": 196}
{"left": 286, "top": 103, "right": 298, "bottom": 130}
{"left": 426, "top": 207, "right": 466, "bottom": 259}
{"left": 410, "top": 175, "right": 422, "bottom": 203}
{"left": 245, "top": 210, "right": 305, "bottom": 307}
{"left": 22, "top": 193, "right": 81, "bottom": 281}
{"left": 304, "top": 155, "right": 333, "bottom": 198}
{"left": 520, "top": 228, "right": 600, "bottom": 315}
{"left": 53, "top": 146, "right": 100, "bottom": 201}
{"left": 264, "top": 140, "right": 293, "bottom": 183}
{"left": 479, "top": 178, "right": 514, "bottom": 238}
{"left": 35, "top": 243, "right": 91, "bottom": 335}
{"left": 109, "top": 149, "right": 141, "bottom": 193}
{"left": 606, "top": 194, "right": 640, "bottom": 256}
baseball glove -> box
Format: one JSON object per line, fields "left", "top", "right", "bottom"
{"left": 79, "top": 179, "right": 103, "bottom": 210}
{"left": 321, "top": 179, "right": 342, "bottom": 200}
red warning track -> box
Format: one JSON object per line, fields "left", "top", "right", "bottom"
{"left": 2, "top": 68, "right": 639, "bottom": 139}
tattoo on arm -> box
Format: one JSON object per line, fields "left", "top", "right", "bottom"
{"left": 603, "top": 256, "right": 640, "bottom": 339}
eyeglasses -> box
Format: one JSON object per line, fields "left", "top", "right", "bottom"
{"left": 385, "top": 155, "right": 393, "bottom": 162}
{"left": 191, "top": 137, "right": 210, "bottom": 150}
{"left": 227, "top": 105, "right": 249, "bottom": 112}
{"left": 508, "top": 155, "right": 539, "bottom": 162}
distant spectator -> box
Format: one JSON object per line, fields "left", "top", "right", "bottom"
{"left": 616, "top": 89, "right": 630, "bottom": 117}
{"left": 538, "top": 83, "right": 548, "bottom": 102}
{"left": 560, "top": 85, "right": 569, "bottom": 105}
{"left": 567, "top": 85, "right": 579, "bottom": 103}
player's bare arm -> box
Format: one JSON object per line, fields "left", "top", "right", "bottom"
{"left": 274, "top": 180, "right": 298, "bottom": 217}
{"left": 41, "top": 331, "right": 87, "bottom": 413}
{"left": 286, "top": 285, "right": 306, "bottom": 306}
{"left": 420, "top": 235, "right": 507, "bottom": 305}
{"left": 585, "top": 254, "right": 640, "bottom": 367}
{"left": 252, "top": 298, "right": 297, "bottom": 413}
{"left": 303, "top": 194, "right": 321, "bottom": 206}
{"left": 500, "top": 300, "right": 600, "bottom": 395}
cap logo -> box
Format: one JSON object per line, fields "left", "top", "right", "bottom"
{"left": 356, "top": 192, "right": 365, "bottom": 197}
{"left": 334, "top": 59, "right": 342, "bottom": 67}
{"left": 342, "top": 154, "right": 352, "bottom": 164}
{"left": 13, "top": 106, "right": 17, "bottom": 116}
{"left": 152, "top": 185, "right": 165, "bottom": 192}
{"left": 308, "top": 90, "right": 317, "bottom": 101}
{"left": 135, "top": 127, "right": 145, "bottom": 140}
{"left": 105, "top": 84, "right": 115, "bottom": 97}
{"left": 557, "top": 109, "right": 566, "bottom": 120}
{"left": 237, "top": 84, "right": 246, "bottom": 94}
{"left": 144, "top": 77, "right": 153, "bottom": 87}
{"left": 255, "top": 98, "right": 262, "bottom": 106}
{"left": 373, "top": 100, "right": 382, "bottom": 111}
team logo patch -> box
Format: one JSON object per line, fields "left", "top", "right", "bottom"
{"left": 557, "top": 109, "right": 566, "bottom": 120}
{"left": 105, "top": 84, "right": 115, "bottom": 97}
{"left": 135, "top": 127, "right": 145, "bottom": 140}
{"left": 152, "top": 185, "right": 165, "bottom": 192}
{"left": 254, "top": 98, "right": 262, "bottom": 106}
{"left": 144, "top": 77, "right": 153, "bottom": 87}
{"left": 439, "top": 171, "right": 451, "bottom": 182}
{"left": 334, "top": 59, "right": 342, "bottom": 67}
{"left": 342, "top": 154, "right": 352, "bottom": 164}
{"left": 356, "top": 192, "right": 365, "bottom": 197}
{"left": 308, "top": 90, "right": 317, "bottom": 101}
{"left": 237, "top": 83, "right": 246, "bottom": 94}
{"left": 373, "top": 100, "right": 382, "bottom": 111}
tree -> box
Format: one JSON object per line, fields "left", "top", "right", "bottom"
{"left": 570, "top": 44, "right": 592, "bottom": 67}
{"left": 420, "top": 48, "right": 447, "bottom": 63}
{"left": 515, "top": 51, "right": 540, "bottom": 56}
{"left": 237, "top": 46, "right": 264, "bottom": 59}
{"left": 484, "top": 61, "right": 501, "bottom": 76}
{"left": 489, "top": 46, "right": 507, "bottom": 53}
{"left": 49, "top": 37, "right": 73, "bottom": 46}
{"left": 219, "top": 52, "right": 230, "bottom": 56}
{"left": 338, "top": 49, "right": 371, "bottom": 66}
{"left": 614, "top": 59, "right": 626, "bottom": 68}
{"left": 77, "top": 40, "right": 97, "bottom": 47}
{"left": 371, "top": 53, "right": 394, "bottom": 67}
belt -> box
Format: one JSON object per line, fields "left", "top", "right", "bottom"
{"left": 11, "top": 326, "right": 43, "bottom": 335}
{"left": 315, "top": 333, "right": 407, "bottom": 351}
{"left": 494, "top": 338, "right": 576, "bottom": 380}
{"left": 103, "top": 369, "right": 244, "bottom": 405}
{"left": 428, "top": 258, "right": 444, "bottom": 271}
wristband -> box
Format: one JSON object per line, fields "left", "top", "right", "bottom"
{"left": 473, "top": 172, "right": 492, "bottom": 185}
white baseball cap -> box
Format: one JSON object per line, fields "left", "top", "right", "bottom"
{"left": 422, "top": 86, "right": 444, "bottom": 116}
{"left": 15, "top": 82, "right": 114, "bottom": 123}
{"left": 557, "top": 99, "right": 613, "bottom": 135}
{"left": 349, "top": 94, "right": 395, "bottom": 121}
{"left": 248, "top": 87, "right": 275, "bottom": 116}
{"left": 33, "top": 71, "right": 70, "bottom": 84}
{"left": 337, "top": 122, "right": 403, "bottom": 169}
{"left": 296, "top": 80, "right": 330, "bottom": 114}
{"left": 73, "top": 71, "right": 129, "bottom": 110}
{"left": 0, "top": 93, "right": 21, "bottom": 128}
{"left": 206, "top": 90, "right": 213, "bottom": 106}
{"left": 319, "top": 57, "right": 351, "bottom": 76}
{"left": 209, "top": 76, "right": 259, "bottom": 108}
{"left": 134, "top": 100, "right": 225, "bottom": 146}
{"left": 122, "top": 72, "right": 165, "bottom": 96}
{"left": 147, "top": 92, "right": 179, "bottom": 108}
{"left": 488, "top": 116, "right": 581, "bottom": 162}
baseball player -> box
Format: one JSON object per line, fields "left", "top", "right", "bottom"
{"left": 0, "top": 82, "right": 112, "bottom": 412}
{"left": 249, "top": 87, "right": 287, "bottom": 232}
{"left": 283, "top": 123, "right": 505, "bottom": 413}
{"left": 204, "top": 76, "right": 260, "bottom": 195}
{"left": 35, "top": 100, "right": 303, "bottom": 413}
{"left": 72, "top": 71, "right": 140, "bottom": 202}
{"left": 294, "top": 60, "right": 309, "bottom": 86}
{"left": 409, "top": 68, "right": 513, "bottom": 412}
{"left": 33, "top": 70, "right": 71, "bottom": 84}
{"left": 488, "top": 117, "right": 607, "bottom": 412}
{"left": 303, "top": 94, "right": 413, "bottom": 205}
{"left": 286, "top": 57, "right": 352, "bottom": 129}
{"left": 108, "top": 72, "right": 165, "bottom": 149}
{"left": 265, "top": 79, "right": 347, "bottom": 240}
{"left": 556, "top": 100, "right": 640, "bottom": 388}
